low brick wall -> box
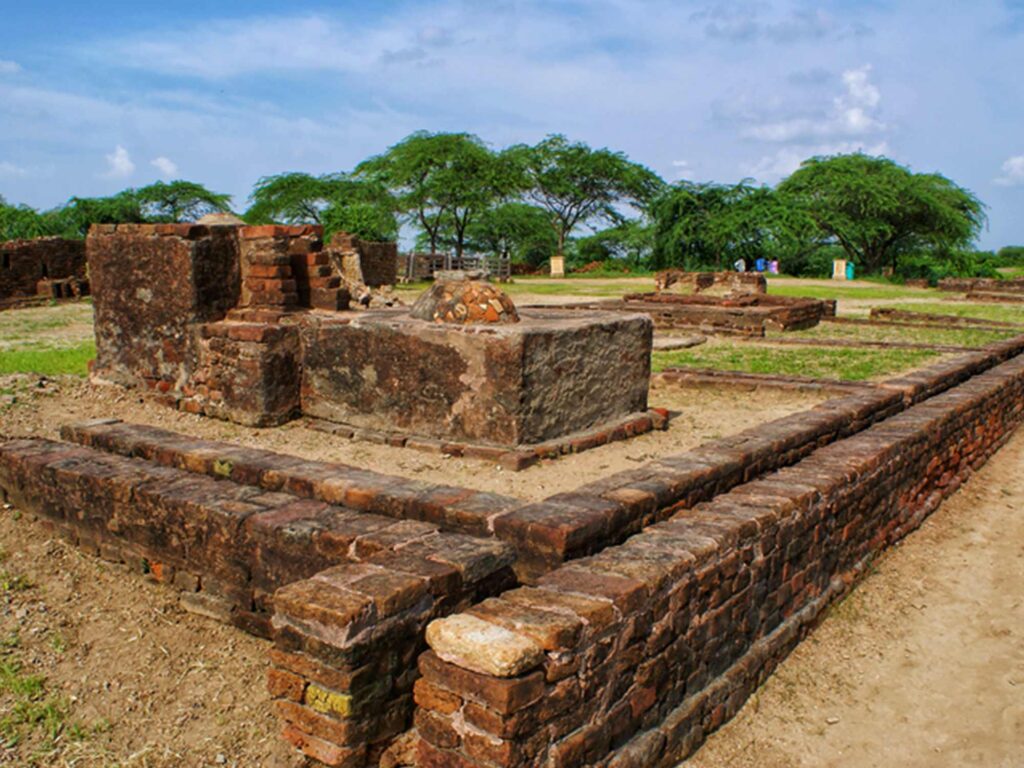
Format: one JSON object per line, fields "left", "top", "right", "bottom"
{"left": 416, "top": 351, "right": 1024, "bottom": 767}
{"left": 937, "top": 277, "right": 1024, "bottom": 294}
{"left": 0, "top": 237, "right": 86, "bottom": 300}
{"left": 61, "top": 336, "right": 1024, "bottom": 583}
{"left": 654, "top": 270, "right": 767, "bottom": 295}
{"left": 4, "top": 334, "right": 1024, "bottom": 766}
{"left": 0, "top": 431, "right": 517, "bottom": 766}
{"left": 558, "top": 293, "right": 835, "bottom": 336}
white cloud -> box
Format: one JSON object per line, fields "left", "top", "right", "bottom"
{"left": 995, "top": 155, "right": 1024, "bottom": 186}
{"left": 151, "top": 156, "right": 178, "bottom": 178}
{"left": 0, "top": 161, "right": 27, "bottom": 177}
{"left": 744, "top": 140, "right": 890, "bottom": 182}
{"left": 744, "top": 65, "right": 884, "bottom": 143}
{"left": 103, "top": 145, "right": 135, "bottom": 178}
{"left": 0, "top": 60, "right": 21, "bottom": 75}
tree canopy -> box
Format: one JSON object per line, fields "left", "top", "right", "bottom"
{"left": 650, "top": 181, "right": 819, "bottom": 271}
{"left": 135, "top": 180, "right": 232, "bottom": 222}
{"left": 778, "top": 154, "right": 986, "bottom": 273}
{"left": 246, "top": 171, "right": 397, "bottom": 241}
{"left": 357, "top": 131, "right": 516, "bottom": 256}
{"left": 507, "top": 134, "right": 664, "bottom": 258}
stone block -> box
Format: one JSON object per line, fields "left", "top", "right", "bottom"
{"left": 301, "top": 309, "right": 651, "bottom": 447}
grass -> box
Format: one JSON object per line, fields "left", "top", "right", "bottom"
{"left": 882, "top": 302, "right": 1024, "bottom": 325}
{"left": 767, "top": 280, "right": 936, "bottom": 301}
{"left": 775, "top": 323, "right": 1016, "bottom": 348}
{"left": 0, "top": 341, "right": 95, "bottom": 376}
{"left": 652, "top": 342, "right": 940, "bottom": 380}
{"left": 0, "top": 302, "right": 93, "bottom": 345}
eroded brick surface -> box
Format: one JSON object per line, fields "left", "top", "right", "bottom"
{"left": 415, "top": 352, "right": 1024, "bottom": 768}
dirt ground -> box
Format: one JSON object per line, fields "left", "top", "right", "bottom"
{"left": 0, "top": 507, "right": 300, "bottom": 767}
{"left": 0, "top": 374, "right": 825, "bottom": 502}
{"left": 685, "top": 427, "right": 1024, "bottom": 768}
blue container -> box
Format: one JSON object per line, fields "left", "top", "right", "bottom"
{"left": 845, "top": 262, "right": 855, "bottom": 280}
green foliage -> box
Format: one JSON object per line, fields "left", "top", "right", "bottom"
{"left": 358, "top": 132, "right": 516, "bottom": 256}
{"left": 59, "top": 192, "right": 145, "bottom": 237}
{"left": 650, "top": 181, "right": 819, "bottom": 271}
{"left": 0, "top": 204, "right": 55, "bottom": 241}
{"left": 135, "top": 180, "right": 232, "bottom": 222}
{"left": 569, "top": 220, "right": 654, "bottom": 269}
{"left": 778, "top": 153, "right": 985, "bottom": 274}
{"left": 463, "top": 202, "right": 557, "bottom": 266}
{"left": 0, "top": 341, "right": 95, "bottom": 376}
{"left": 995, "top": 245, "right": 1024, "bottom": 267}
{"left": 321, "top": 200, "right": 398, "bottom": 242}
{"left": 508, "top": 134, "right": 664, "bottom": 258}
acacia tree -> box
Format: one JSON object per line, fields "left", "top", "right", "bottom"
{"left": 246, "top": 171, "right": 397, "bottom": 240}
{"left": 463, "top": 202, "right": 557, "bottom": 266}
{"left": 60, "top": 192, "right": 145, "bottom": 236}
{"left": 508, "top": 135, "right": 663, "bottom": 260}
{"left": 136, "top": 180, "right": 232, "bottom": 222}
{"left": 650, "top": 181, "right": 820, "bottom": 270}
{"left": 357, "top": 131, "right": 514, "bottom": 258}
{"left": 778, "top": 154, "right": 985, "bottom": 273}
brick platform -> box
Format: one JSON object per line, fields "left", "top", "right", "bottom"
{"left": 4, "top": 333, "right": 1024, "bottom": 766}
{"left": 558, "top": 293, "right": 835, "bottom": 336}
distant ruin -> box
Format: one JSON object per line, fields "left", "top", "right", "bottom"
{"left": 0, "top": 237, "right": 88, "bottom": 305}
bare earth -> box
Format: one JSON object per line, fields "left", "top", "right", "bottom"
{"left": 0, "top": 375, "right": 824, "bottom": 502}
{"left": 685, "top": 427, "right": 1024, "bottom": 768}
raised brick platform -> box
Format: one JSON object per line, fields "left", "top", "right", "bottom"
{"left": 557, "top": 292, "right": 835, "bottom": 336}
{"left": 4, "top": 332, "right": 1024, "bottom": 766}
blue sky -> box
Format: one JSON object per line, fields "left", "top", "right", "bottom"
{"left": 1, "top": 0, "right": 1023, "bottom": 248}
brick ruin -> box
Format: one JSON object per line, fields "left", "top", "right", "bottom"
{"left": 4, "top": 223, "right": 1024, "bottom": 766}
{"left": 937, "top": 277, "right": 1024, "bottom": 302}
{"left": 87, "top": 225, "right": 659, "bottom": 462}
{"left": 561, "top": 292, "right": 834, "bottom": 336}
{"left": 3, "top": 333, "right": 1024, "bottom": 765}
{"left": 0, "top": 236, "right": 88, "bottom": 304}
{"left": 654, "top": 270, "right": 767, "bottom": 296}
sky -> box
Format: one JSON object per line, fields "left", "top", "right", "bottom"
{"left": 1, "top": 0, "right": 1022, "bottom": 249}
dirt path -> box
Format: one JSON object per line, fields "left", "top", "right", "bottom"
{"left": 685, "top": 428, "right": 1024, "bottom": 768}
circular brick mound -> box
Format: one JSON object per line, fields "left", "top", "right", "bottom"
{"left": 410, "top": 271, "right": 520, "bottom": 324}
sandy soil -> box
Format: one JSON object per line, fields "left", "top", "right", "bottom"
{"left": 684, "top": 428, "right": 1024, "bottom": 768}
{"left": 0, "top": 375, "right": 825, "bottom": 502}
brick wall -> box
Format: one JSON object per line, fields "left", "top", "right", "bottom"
{"left": 0, "top": 237, "right": 86, "bottom": 299}
{"left": 415, "top": 352, "right": 1024, "bottom": 767}
{"left": 0, "top": 427, "right": 517, "bottom": 766}
{"left": 88, "top": 224, "right": 241, "bottom": 389}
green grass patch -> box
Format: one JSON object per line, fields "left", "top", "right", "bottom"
{"left": 767, "top": 280, "right": 936, "bottom": 301}
{"left": 775, "top": 323, "right": 1015, "bottom": 348}
{"left": 882, "top": 302, "right": 1024, "bottom": 325}
{"left": 652, "top": 343, "right": 939, "bottom": 380}
{"left": 0, "top": 341, "right": 95, "bottom": 376}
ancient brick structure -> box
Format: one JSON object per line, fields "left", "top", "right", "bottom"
{"left": 328, "top": 232, "right": 399, "bottom": 288}
{"left": 654, "top": 270, "right": 767, "bottom": 296}
{"left": 3, "top": 334, "right": 1024, "bottom": 766}
{"left": 937, "top": 277, "right": 1024, "bottom": 294}
{"left": 88, "top": 229, "right": 656, "bottom": 452}
{"left": 0, "top": 237, "right": 87, "bottom": 302}
{"left": 561, "top": 292, "right": 834, "bottom": 336}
